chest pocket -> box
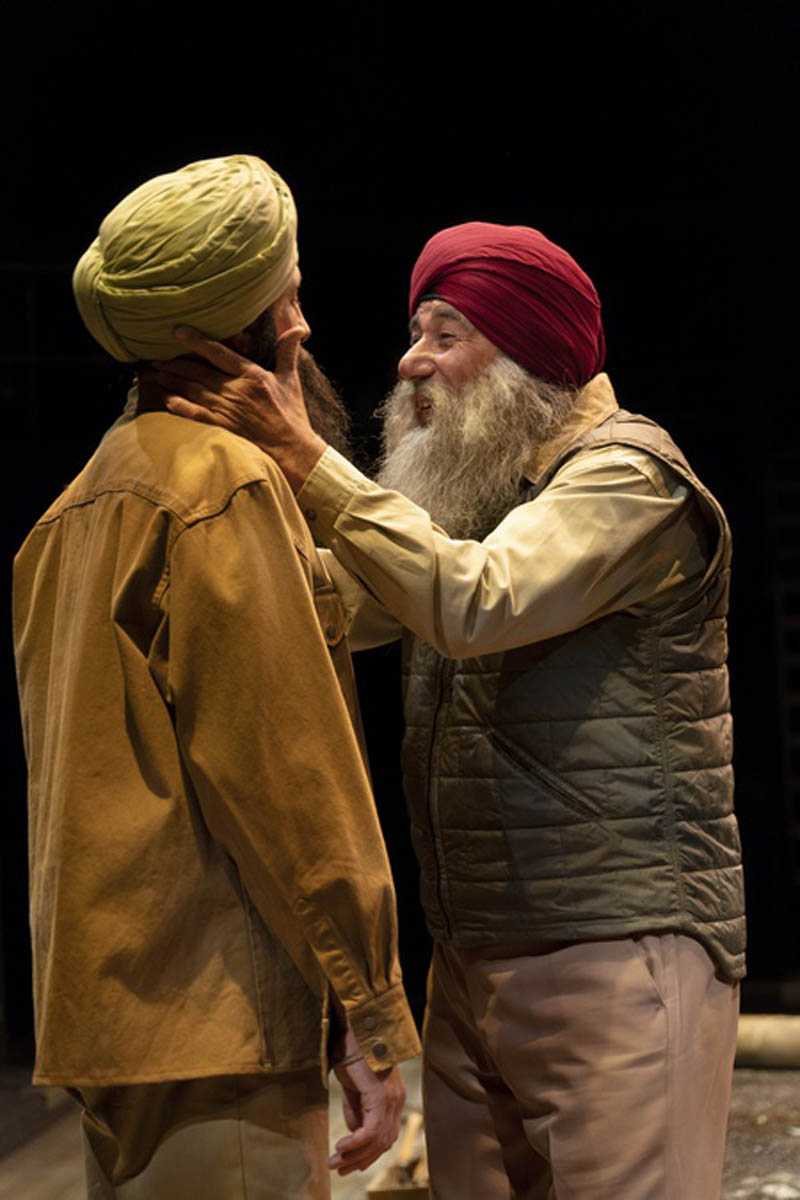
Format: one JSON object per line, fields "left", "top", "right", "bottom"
{"left": 296, "top": 542, "right": 348, "bottom": 647}
{"left": 314, "top": 586, "right": 347, "bottom": 647}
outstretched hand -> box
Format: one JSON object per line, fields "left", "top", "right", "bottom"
{"left": 148, "top": 325, "right": 327, "bottom": 492}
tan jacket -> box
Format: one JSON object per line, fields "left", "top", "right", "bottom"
{"left": 13, "top": 407, "right": 420, "bottom": 1087}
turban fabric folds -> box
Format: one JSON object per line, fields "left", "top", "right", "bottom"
{"left": 73, "top": 156, "right": 298, "bottom": 362}
{"left": 409, "top": 222, "right": 606, "bottom": 386}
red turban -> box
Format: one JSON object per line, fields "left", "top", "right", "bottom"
{"left": 409, "top": 222, "right": 606, "bottom": 387}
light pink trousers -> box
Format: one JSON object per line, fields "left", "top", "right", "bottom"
{"left": 423, "top": 935, "right": 739, "bottom": 1200}
{"left": 75, "top": 1069, "right": 331, "bottom": 1199}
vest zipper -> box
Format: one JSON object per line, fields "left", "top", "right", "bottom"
{"left": 426, "top": 654, "right": 454, "bottom": 940}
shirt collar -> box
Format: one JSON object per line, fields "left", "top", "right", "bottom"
{"left": 522, "top": 373, "right": 619, "bottom": 485}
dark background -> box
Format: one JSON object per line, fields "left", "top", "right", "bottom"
{"left": 1, "top": 4, "right": 798, "bottom": 1059}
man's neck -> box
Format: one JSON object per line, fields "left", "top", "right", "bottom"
{"left": 134, "top": 378, "right": 170, "bottom": 414}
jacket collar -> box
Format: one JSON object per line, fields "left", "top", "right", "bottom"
{"left": 522, "top": 373, "right": 619, "bottom": 485}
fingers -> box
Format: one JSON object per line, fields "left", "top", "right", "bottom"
{"left": 328, "top": 1075, "right": 384, "bottom": 1174}
{"left": 333, "top": 1124, "right": 376, "bottom": 1156}
{"left": 173, "top": 325, "right": 248, "bottom": 375}
{"left": 328, "top": 1128, "right": 387, "bottom": 1176}
{"left": 329, "top": 1134, "right": 394, "bottom": 1176}
{"left": 327, "top": 1080, "right": 404, "bottom": 1176}
{"left": 275, "top": 325, "right": 306, "bottom": 378}
{"left": 162, "top": 394, "right": 223, "bottom": 425}
{"left": 151, "top": 374, "right": 227, "bottom": 418}
{"left": 140, "top": 358, "right": 232, "bottom": 420}
{"left": 145, "top": 370, "right": 231, "bottom": 427}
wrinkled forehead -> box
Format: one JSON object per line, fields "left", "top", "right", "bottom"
{"left": 408, "top": 297, "right": 476, "bottom": 334}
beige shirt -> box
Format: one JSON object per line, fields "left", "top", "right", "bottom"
{"left": 298, "top": 375, "right": 710, "bottom": 654}
{"left": 13, "top": 408, "right": 420, "bottom": 1086}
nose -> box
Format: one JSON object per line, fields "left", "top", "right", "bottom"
{"left": 297, "top": 308, "right": 312, "bottom": 343}
{"left": 398, "top": 340, "right": 434, "bottom": 381}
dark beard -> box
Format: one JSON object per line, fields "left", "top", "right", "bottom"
{"left": 296, "top": 348, "right": 352, "bottom": 461}
{"left": 249, "top": 311, "right": 352, "bottom": 460}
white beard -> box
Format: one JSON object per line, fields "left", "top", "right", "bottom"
{"left": 375, "top": 356, "right": 576, "bottom": 539}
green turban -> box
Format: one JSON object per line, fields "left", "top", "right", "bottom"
{"left": 73, "top": 155, "right": 298, "bottom": 362}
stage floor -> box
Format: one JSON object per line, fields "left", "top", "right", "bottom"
{"left": 0, "top": 1064, "right": 798, "bottom": 1198}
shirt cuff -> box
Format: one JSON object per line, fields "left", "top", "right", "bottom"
{"left": 345, "top": 983, "right": 422, "bottom": 1072}
{"left": 297, "top": 446, "right": 375, "bottom": 545}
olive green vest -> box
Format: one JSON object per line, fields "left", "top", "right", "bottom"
{"left": 401, "top": 410, "right": 745, "bottom": 982}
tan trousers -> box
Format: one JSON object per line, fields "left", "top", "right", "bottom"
{"left": 423, "top": 935, "right": 739, "bottom": 1200}
{"left": 74, "top": 1070, "right": 330, "bottom": 1199}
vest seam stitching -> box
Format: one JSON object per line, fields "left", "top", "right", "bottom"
{"left": 652, "top": 620, "right": 687, "bottom": 914}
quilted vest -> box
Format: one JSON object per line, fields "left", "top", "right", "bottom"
{"left": 401, "top": 410, "right": 745, "bottom": 982}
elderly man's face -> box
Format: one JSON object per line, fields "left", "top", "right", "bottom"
{"left": 398, "top": 299, "right": 498, "bottom": 421}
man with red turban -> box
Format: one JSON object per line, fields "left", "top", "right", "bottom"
{"left": 158, "top": 220, "right": 744, "bottom": 1199}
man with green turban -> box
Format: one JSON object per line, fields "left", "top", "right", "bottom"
{"left": 13, "top": 155, "right": 420, "bottom": 1198}
{"left": 72, "top": 155, "right": 300, "bottom": 363}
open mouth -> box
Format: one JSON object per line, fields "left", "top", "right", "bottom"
{"left": 414, "top": 397, "right": 434, "bottom": 424}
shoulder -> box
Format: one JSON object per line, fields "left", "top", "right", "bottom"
{"left": 551, "top": 443, "right": 690, "bottom": 502}
{"left": 43, "top": 412, "right": 296, "bottom": 528}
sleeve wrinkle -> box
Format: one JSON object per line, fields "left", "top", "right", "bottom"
{"left": 301, "top": 443, "right": 705, "bottom": 658}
